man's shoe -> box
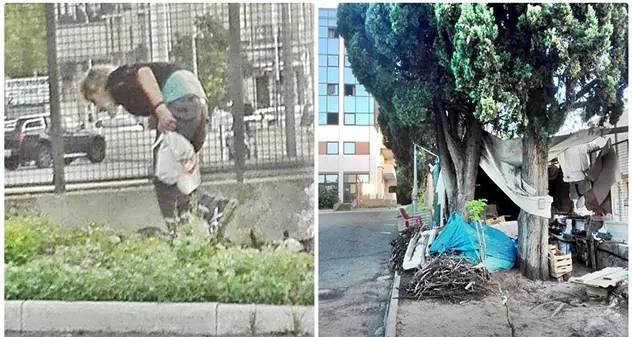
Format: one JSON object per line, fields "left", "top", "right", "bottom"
{"left": 216, "top": 198, "right": 238, "bottom": 229}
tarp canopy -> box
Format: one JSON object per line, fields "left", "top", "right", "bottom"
{"left": 428, "top": 212, "right": 517, "bottom": 273}
{"left": 438, "top": 127, "right": 619, "bottom": 218}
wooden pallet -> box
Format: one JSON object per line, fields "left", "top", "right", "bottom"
{"left": 548, "top": 244, "right": 572, "bottom": 278}
{"left": 568, "top": 267, "right": 628, "bottom": 299}
{"left": 569, "top": 267, "right": 628, "bottom": 288}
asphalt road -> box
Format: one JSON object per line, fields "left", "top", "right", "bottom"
{"left": 5, "top": 126, "right": 312, "bottom": 187}
{"left": 318, "top": 209, "right": 399, "bottom": 337}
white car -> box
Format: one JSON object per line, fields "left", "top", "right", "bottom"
{"left": 94, "top": 114, "right": 145, "bottom": 134}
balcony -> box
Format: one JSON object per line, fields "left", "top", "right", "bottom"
{"left": 381, "top": 147, "right": 394, "bottom": 161}
{"left": 382, "top": 163, "right": 396, "bottom": 181}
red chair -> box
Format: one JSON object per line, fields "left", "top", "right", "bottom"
{"left": 399, "top": 208, "right": 423, "bottom": 228}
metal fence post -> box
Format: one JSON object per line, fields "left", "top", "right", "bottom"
{"left": 281, "top": 4, "right": 297, "bottom": 158}
{"left": 228, "top": 3, "right": 245, "bottom": 183}
{"left": 45, "top": 3, "right": 65, "bottom": 193}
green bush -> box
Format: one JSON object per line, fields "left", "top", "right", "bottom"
{"left": 5, "top": 216, "right": 314, "bottom": 306}
{"left": 318, "top": 187, "right": 338, "bottom": 209}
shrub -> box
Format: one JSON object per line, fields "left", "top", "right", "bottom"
{"left": 318, "top": 187, "right": 338, "bottom": 209}
{"left": 5, "top": 216, "right": 314, "bottom": 306}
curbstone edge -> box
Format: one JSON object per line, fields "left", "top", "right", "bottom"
{"left": 20, "top": 301, "right": 218, "bottom": 335}
{"left": 255, "top": 304, "right": 314, "bottom": 335}
{"left": 216, "top": 303, "right": 256, "bottom": 336}
{"left": 384, "top": 272, "right": 401, "bottom": 337}
{"left": 5, "top": 301, "right": 313, "bottom": 335}
{"left": 5, "top": 301, "right": 24, "bottom": 331}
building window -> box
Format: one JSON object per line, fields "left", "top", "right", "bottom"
{"left": 327, "top": 27, "right": 339, "bottom": 39}
{"left": 319, "top": 173, "right": 339, "bottom": 206}
{"left": 326, "top": 142, "right": 339, "bottom": 154}
{"left": 342, "top": 173, "right": 370, "bottom": 203}
{"left": 344, "top": 84, "right": 355, "bottom": 96}
{"left": 343, "top": 47, "right": 375, "bottom": 126}
{"left": 318, "top": 174, "right": 339, "bottom": 189}
{"left": 318, "top": 10, "right": 340, "bottom": 126}
{"left": 327, "top": 84, "right": 338, "bottom": 96}
{"left": 343, "top": 142, "right": 356, "bottom": 155}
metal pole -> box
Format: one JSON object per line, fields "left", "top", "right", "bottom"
{"left": 190, "top": 4, "right": 198, "bottom": 76}
{"left": 192, "top": 30, "right": 198, "bottom": 76}
{"left": 228, "top": 3, "right": 245, "bottom": 182}
{"left": 45, "top": 3, "right": 65, "bottom": 193}
{"left": 412, "top": 143, "right": 418, "bottom": 215}
{"left": 281, "top": 3, "right": 297, "bottom": 158}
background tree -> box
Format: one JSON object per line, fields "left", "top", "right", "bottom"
{"left": 338, "top": 3, "right": 484, "bottom": 216}
{"left": 170, "top": 14, "right": 253, "bottom": 111}
{"left": 5, "top": 3, "right": 47, "bottom": 77}
{"left": 442, "top": 3, "right": 628, "bottom": 279}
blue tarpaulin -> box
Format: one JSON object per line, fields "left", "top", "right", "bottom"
{"left": 428, "top": 212, "right": 517, "bottom": 273}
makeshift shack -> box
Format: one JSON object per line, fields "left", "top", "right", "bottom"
{"left": 431, "top": 126, "right": 628, "bottom": 274}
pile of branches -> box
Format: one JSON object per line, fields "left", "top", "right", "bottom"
{"left": 388, "top": 226, "right": 421, "bottom": 273}
{"left": 404, "top": 255, "right": 493, "bottom": 302}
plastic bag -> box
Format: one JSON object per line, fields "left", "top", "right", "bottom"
{"left": 152, "top": 132, "right": 201, "bottom": 195}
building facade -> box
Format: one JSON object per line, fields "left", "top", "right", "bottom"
{"left": 317, "top": 8, "right": 396, "bottom": 204}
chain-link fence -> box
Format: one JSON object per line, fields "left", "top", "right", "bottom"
{"left": 5, "top": 3, "right": 314, "bottom": 189}
{"left": 589, "top": 138, "right": 628, "bottom": 222}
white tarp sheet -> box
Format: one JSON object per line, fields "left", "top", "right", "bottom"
{"left": 438, "top": 127, "right": 610, "bottom": 219}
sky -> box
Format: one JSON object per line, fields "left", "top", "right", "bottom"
{"left": 318, "top": 1, "right": 340, "bottom": 9}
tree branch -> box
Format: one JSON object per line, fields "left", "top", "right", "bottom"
{"left": 575, "top": 79, "right": 598, "bottom": 100}
{"left": 436, "top": 99, "right": 464, "bottom": 173}
{"left": 571, "top": 101, "right": 588, "bottom": 110}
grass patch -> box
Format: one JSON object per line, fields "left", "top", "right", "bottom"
{"left": 5, "top": 216, "right": 314, "bottom": 306}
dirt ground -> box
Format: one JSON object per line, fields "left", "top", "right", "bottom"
{"left": 397, "top": 267, "right": 628, "bottom": 337}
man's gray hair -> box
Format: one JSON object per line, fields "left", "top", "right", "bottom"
{"left": 78, "top": 64, "right": 116, "bottom": 100}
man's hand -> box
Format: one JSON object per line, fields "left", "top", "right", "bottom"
{"left": 156, "top": 105, "right": 176, "bottom": 133}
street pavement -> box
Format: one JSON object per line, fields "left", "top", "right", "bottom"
{"left": 318, "top": 208, "right": 399, "bottom": 337}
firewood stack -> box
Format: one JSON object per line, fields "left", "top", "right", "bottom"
{"left": 388, "top": 226, "right": 421, "bottom": 273}
{"left": 404, "top": 255, "right": 492, "bottom": 302}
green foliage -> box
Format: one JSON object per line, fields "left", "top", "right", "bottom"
{"left": 170, "top": 14, "right": 253, "bottom": 110}
{"left": 445, "top": 3, "right": 628, "bottom": 142}
{"left": 318, "top": 187, "right": 338, "bottom": 209}
{"left": 5, "top": 216, "right": 314, "bottom": 305}
{"left": 394, "top": 167, "right": 412, "bottom": 205}
{"left": 465, "top": 199, "right": 487, "bottom": 223}
{"left": 338, "top": 3, "right": 440, "bottom": 173}
{"left": 5, "top": 3, "right": 47, "bottom": 77}
{"left": 4, "top": 216, "right": 59, "bottom": 266}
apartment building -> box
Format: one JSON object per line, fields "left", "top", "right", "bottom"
{"left": 317, "top": 8, "right": 397, "bottom": 204}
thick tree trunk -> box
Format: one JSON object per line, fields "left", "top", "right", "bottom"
{"left": 456, "top": 117, "right": 483, "bottom": 218}
{"left": 435, "top": 111, "right": 483, "bottom": 218}
{"left": 517, "top": 134, "right": 550, "bottom": 280}
{"left": 435, "top": 120, "right": 457, "bottom": 214}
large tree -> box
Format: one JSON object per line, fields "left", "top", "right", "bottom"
{"left": 338, "top": 3, "right": 484, "bottom": 216}
{"left": 170, "top": 14, "right": 252, "bottom": 111}
{"left": 443, "top": 3, "right": 628, "bottom": 279}
{"left": 5, "top": 3, "right": 47, "bottom": 77}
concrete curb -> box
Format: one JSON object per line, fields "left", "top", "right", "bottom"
{"left": 384, "top": 272, "right": 401, "bottom": 337}
{"left": 5, "top": 301, "right": 313, "bottom": 336}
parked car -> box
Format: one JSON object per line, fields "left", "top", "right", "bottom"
{"left": 94, "top": 114, "right": 145, "bottom": 134}
{"left": 4, "top": 114, "right": 106, "bottom": 170}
